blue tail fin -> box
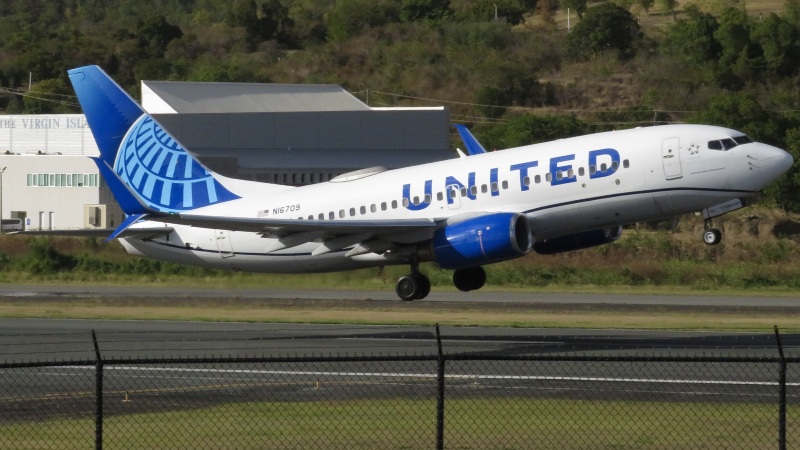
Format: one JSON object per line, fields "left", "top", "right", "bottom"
{"left": 68, "top": 65, "right": 239, "bottom": 215}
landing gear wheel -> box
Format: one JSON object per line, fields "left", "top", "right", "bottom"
{"left": 414, "top": 273, "right": 431, "bottom": 300}
{"left": 702, "top": 228, "right": 722, "bottom": 246}
{"left": 396, "top": 275, "right": 418, "bottom": 301}
{"left": 395, "top": 272, "right": 431, "bottom": 301}
{"left": 453, "top": 266, "right": 487, "bottom": 292}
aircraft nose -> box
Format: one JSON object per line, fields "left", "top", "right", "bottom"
{"left": 749, "top": 144, "right": 794, "bottom": 177}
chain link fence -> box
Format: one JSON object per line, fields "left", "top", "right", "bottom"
{"left": 0, "top": 327, "right": 798, "bottom": 449}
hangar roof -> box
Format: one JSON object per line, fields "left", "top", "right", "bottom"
{"left": 141, "top": 81, "right": 371, "bottom": 114}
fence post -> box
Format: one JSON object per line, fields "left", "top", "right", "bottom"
{"left": 435, "top": 323, "right": 445, "bottom": 450}
{"left": 92, "top": 330, "right": 104, "bottom": 450}
{"left": 775, "top": 326, "right": 786, "bottom": 450}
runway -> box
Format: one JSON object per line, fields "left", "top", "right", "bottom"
{"left": 1, "top": 285, "right": 799, "bottom": 425}
{"left": 1, "top": 318, "right": 798, "bottom": 424}
{"left": 1, "top": 283, "right": 800, "bottom": 307}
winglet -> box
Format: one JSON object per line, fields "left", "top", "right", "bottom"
{"left": 454, "top": 124, "right": 487, "bottom": 155}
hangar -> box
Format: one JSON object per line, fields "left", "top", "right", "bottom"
{"left": 0, "top": 81, "right": 452, "bottom": 230}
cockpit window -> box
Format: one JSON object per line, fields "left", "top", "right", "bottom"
{"left": 708, "top": 135, "right": 753, "bottom": 151}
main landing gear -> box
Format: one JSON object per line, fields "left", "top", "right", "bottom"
{"left": 396, "top": 259, "right": 431, "bottom": 301}
{"left": 395, "top": 264, "right": 487, "bottom": 301}
{"left": 702, "top": 219, "right": 722, "bottom": 246}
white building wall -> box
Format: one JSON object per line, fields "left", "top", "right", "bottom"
{"left": 0, "top": 155, "right": 118, "bottom": 230}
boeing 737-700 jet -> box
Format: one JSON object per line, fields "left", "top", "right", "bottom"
{"left": 60, "top": 65, "right": 792, "bottom": 300}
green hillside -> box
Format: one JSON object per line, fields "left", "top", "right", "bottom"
{"left": 2, "top": 0, "right": 800, "bottom": 209}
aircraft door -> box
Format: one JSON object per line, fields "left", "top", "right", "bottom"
{"left": 215, "top": 230, "right": 235, "bottom": 258}
{"left": 446, "top": 184, "right": 461, "bottom": 210}
{"left": 661, "top": 138, "right": 683, "bottom": 180}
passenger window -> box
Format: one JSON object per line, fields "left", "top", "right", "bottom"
{"left": 360, "top": 206, "right": 366, "bottom": 214}
{"left": 546, "top": 173, "right": 552, "bottom": 182}
{"left": 370, "top": 204, "right": 376, "bottom": 213}
{"left": 578, "top": 168, "right": 585, "bottom": 177}
{"left": 339, "top": 210, "right": 345, "bottom": 218}
{"left": 556, "top": 171, "right": 563, "bottom": 181}
{"left": 329, "top": 212, "right": 335, "bottom": 220}
{"left": 437, "top": 192, "right": 444, "bottom": 201}
{"left": 392, "top": 200, "right": 398, "bottom": 209}
{"left": 481, "top": 184, "right": 488, "bottom": 193}
{"left": 535, "top": 175, "right": 541, "bottom": 184}
{"left": 523, "top": 176, "right": 530, "bottom": 186}
{"left": 589, "top": 165, "right": 596, "bottom": 175}
{"left": 424, "top": 194, "right": 432, "bottom": 203}
{"left": 623, "top": 160, "right": 630, "bottom": 168}
{"left": 318, "top": 213, "right": 324, "bottom": 220}
{"left": 491, "top": 182, "right": 498, "bottom": 192}
{"left": 308, "top": 215, "right": 313, "bottom": 220}
{"left": 502, "top": 180, "right": 509, "bottom": 189}
{"left": 460, "top": 187, "right": 467, "bottom": 197}
{"left": 611, "top": 161, "right": 619, "bottom": 170}
{"left": 600, "top": 163, "right": 607, "bottom": 172}
{"left": 349, "top": 207, "right": 356, "bottom": 216}
{"left": 470, "top": 186, "right": 477, "bottom": 195}
{"left": 402, "top": 198, "right": 410, "bottom": 207}
{"left": 381, "top": 202, "right": 387, "bottom": 211}
{"left": 413, "top": 196, "right": 420, "bottom": 205}
{"left": 449, "top": 189, "right": 457, "bottom": 199}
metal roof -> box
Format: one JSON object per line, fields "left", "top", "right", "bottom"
{"left": 141, "top": 81, "right": 371, "bottom": 114}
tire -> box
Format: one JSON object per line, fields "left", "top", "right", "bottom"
{"left": 702, "top": 228, "right": 722, "bottom": 246}
{"left": 414, "top": 273, "right": 431, "bottom": 300}
{"left": 453, "top": 266, "right": 486, "bottom": 292}
{"left": 396, "top": 275, "right": 418, "bottom": 301}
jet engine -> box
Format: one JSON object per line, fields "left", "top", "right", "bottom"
{"left": 423, "top": 213, "right": 532, "bottom": 270}
{"left": 532, "top": 226, "right": 622, "bottom": 255}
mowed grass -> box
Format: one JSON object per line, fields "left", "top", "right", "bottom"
{"left": 0, "top": 297, "right": 799, "bottom": 331}
{"left": 0, "top": 398, "right": 781, "bottom": 449}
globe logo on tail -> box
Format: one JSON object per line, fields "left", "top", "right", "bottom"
{"left": 114, "top": 115, "right": 237, "bottom": 213}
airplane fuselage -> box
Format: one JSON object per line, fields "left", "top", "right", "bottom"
{"left": 120, "top": 124, "right": 790, "bottom": 273}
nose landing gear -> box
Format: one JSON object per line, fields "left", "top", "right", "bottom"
{"left": 703, "top": 219, "right": 722, "bottom": 246}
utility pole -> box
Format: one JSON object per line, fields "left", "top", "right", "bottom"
{"left": 0, "top": 167, "right": 7, "bottom": 235}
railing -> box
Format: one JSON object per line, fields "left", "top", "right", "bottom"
{"left": 0, "top": 326, "right": 797, "bottom": 449}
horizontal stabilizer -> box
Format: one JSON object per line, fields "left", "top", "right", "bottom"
{"left": 13, "top": 226, "right": 172, "bottom": 240}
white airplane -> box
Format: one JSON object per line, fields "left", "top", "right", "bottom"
{"left": 62, "top": 65, "right": 792, "bottom": 300}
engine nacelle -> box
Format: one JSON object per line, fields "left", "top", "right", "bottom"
{"left": 532, "top": 226, "right": 622, "bottom": 255}
{"left": 425, "top": 213, "right": 532, "bottom": 270}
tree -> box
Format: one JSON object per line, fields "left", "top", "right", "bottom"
{"left": 566, "top": 3, "right": 641, "bottom": 60}
{"left": 400, "top": 0, "right": 453, "bottom": 22}
{"left": 326, "top": 0, "right": 400, "bottom": 42}
{"left": 461, "top": 0, "right": 529, "bottom": 25}
{"left": 661, "top": 6, "right": 722, "bottom": 65}
{"left": 560, "top": 0, "right": 588, "bottom": 19}
{"left": 751, "top": 13, "right": 800, "bottom": 78}
{"left": 477, "top": 113, "right": 589, "bottom": 149}
{"left": 659, "top": 0, "right": 678, "bottom": 20}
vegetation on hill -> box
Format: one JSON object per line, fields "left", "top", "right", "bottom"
{"left": 1, "top": 0, "right": 800, "bottom": 212}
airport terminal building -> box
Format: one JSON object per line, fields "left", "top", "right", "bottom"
{"left": 0, "top": 81, "right": 452, "bottom": 230}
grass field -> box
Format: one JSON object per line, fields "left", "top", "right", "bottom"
{"left": 0, "top": 398, "right": 781, "bottom": 449}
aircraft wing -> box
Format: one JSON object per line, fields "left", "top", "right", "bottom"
{"left": 148, "top": 213, "right": 440, "bottom": 255}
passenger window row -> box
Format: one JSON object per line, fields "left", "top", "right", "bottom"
{"left": 299, "top": 159, "right": 630, "bottom": 220}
